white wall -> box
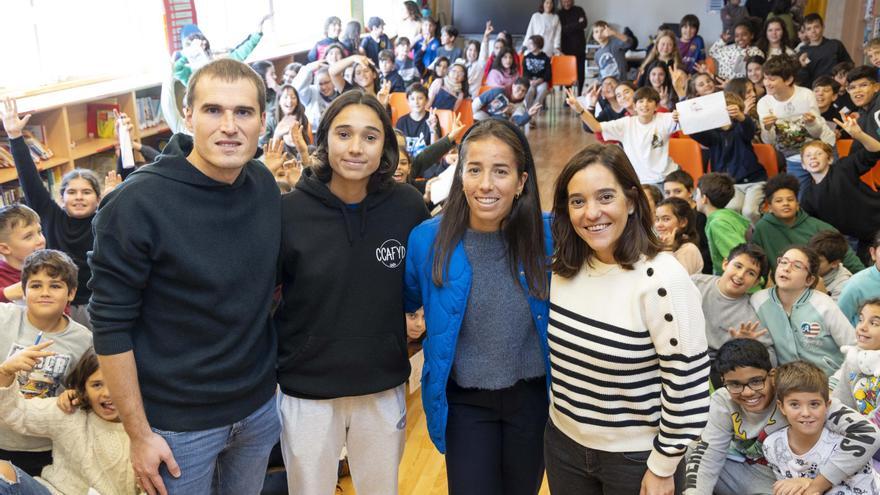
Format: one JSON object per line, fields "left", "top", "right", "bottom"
{"left": 579, "top": 0, "right": 723, "bottom": 47}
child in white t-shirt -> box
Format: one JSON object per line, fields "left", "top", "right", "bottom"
{"left": 764, "top": 361, "right": 879, "bottom": 495}
{"left": 567, "top": 86, "right": 678, "bottom": 185}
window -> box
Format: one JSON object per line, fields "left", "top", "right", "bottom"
{"left": 1, "top": 0, "right": 167, "bottom": 92}
{"left": 194, "top": 0, "right": 351, "bottom": 61}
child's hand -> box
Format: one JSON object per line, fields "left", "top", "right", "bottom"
{"left": 744, "top": 94, "right": 756, "bottom": 116}
{"left": 762, "top": 112, "right": 777, "bottom": 131}
{"left": 0, "top": 341, "right": 55, "bottom": 377}
{"left": 564, "top": 87, "right": 585, "bottom": 114}
{"left": 2, "top": 282, "right": 23, "bottom": 301}
{"left": 728, "top": 321, "right": 768, "bottom": 340}
{"left": 263, "top": 138, "right": 286, "bottom": 175}
{"left": 671, "top": 69, "right": 688, "bottom": 95}
{"left": 56, "top": 389, "right": 80, "bottom": 414}
{"left": 773, "top": 477, "right": 812, "bottom": 495}
{"left": 484, "top": 21, "right": 494, "bottom": 38}
{"left": 104, "top": 171, "right": 122, "bottom": 194}
{"left": 377, "top": 80, "right": 392, "bottom": 106}
{"left": 0, "top": 97, "right": 31, "bottom": 139}
{"left": 802, "top": 111, "right": 816, "bottom": 124}
{"left": 289, "top": 120, "right": 308, "bottom": 149}
{"left": 658, "top": 86, "right": 670, "bottom": 105}
{"left": 353, "top": 55, "right": 375, "bottom": 69}
{"left": 585, "top": 83, "right": 600, "bottom": 108}
{"left": 448, "top": 113, "right": 467, "bottom": 142}
{"left": 671, "top": 110, "right": 680, "bottom": 123}
{"left": 833, "top": 112, "right": 864, "bottom": 137}
{"left": 426, "top": 108, "right": 438, "bottom": 132}
{"left": 727, "top": 104, "right": 745, "bottom": 122}
{"left": 527, "top": 103, "right": 542, "bottom": 117}
{"left": 798, "top": 52, "right": 811, "bottom": 67}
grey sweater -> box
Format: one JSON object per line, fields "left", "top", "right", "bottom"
{"left": 451, "top": 230, "right": 544, "bottom": 390}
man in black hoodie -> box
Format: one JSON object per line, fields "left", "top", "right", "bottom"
{"left": 89, "top": 59, "right": 281, "bottom": 495}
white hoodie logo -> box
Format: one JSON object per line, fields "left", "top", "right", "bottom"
{"left": 376, "top": 239, "right": 406, "bottom": 269}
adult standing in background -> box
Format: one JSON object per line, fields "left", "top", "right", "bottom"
{"left": 747, "top": 0, "right": 775, "bottom": 22}
{"left": 557, "top": 0, "right": 588, "bottom": 93}
{"left": 395, "top": 1, "right": 423, "bottom": 43}
{"left": 524, "top": 0, "right": 562, "bottom": 58}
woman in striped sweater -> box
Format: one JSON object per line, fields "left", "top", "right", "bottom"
{"left": 545, "top": 143, "right": 710, "bottom": 494}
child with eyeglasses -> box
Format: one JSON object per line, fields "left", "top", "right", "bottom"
{"left": 750, "top": 245, "right": 856, "bottom": 379}
{"left": 684, "top": 339, "right": 880, "bottom": 495}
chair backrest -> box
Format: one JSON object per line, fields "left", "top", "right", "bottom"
{"left": 837, "top": 139, "right": 853, "bottom": 158}
{"left": 478, "top": 85, "right": 496, "bottom": 96}
{"left": 435, "top": 109, "right": 455, "bottom": 137}
{"left": 551, "top": 55, "right": 578, "bottom": 88}
{"left": 458, "top": 99, "right": 474, "bottom": 129}
{"left": 391, "top": 105, "right": 400, "bottom": 126}
{"left": 861, "top": 160, "right": 880, "bottom": 192}
{"left": 752, "top": 143, "right": 779, "bottom": 178}
{"left": 668, "top": 138, "right": 704, "bottom": 182}
{"left": 390, "top": 92, "right": 409, "bottom": 122}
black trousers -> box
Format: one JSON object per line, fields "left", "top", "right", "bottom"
{"left": 445, "top": 377, "right": 548, "bottom": 495}
{"left": 562, "top": 46, "right": 587, "bottom": 94}
{"left": 544, "top": 419, "right": 685, "bottom": 495}
{"left": 0, "top": 449, "right": 52, "bottom": 477}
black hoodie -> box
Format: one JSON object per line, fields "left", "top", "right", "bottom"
{"left": 276, "top": 167, "right": 429, "bottom": 399}
{"left": 89, "top": 134, "right": 281, "bottom": 431}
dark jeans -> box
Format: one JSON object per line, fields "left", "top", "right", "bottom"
{"left": 544, "top": 420, "right": 685, "bottom": 495}
{"left": 0, "top": 450, "right": 51, "bottom": 478}
{"left": 445, "top": 377, "right": 548, "bottom": 495}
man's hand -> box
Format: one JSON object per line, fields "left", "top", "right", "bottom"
{"left": 0, "top": 97, "right": 31, "bottom": 139}
{"left": 640, "top": 469, "right": 674, "bottom": 495}
{"left": 130, "top": 431, "right": 181, "bottom": 495}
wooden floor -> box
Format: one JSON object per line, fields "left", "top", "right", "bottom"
{"left": 338, "top": 94, "right": 598, "bottom": 495}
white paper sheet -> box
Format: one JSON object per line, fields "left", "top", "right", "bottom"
{"left": 117, "top": 121, "right": 135, "bottom": 169}
{"left": 429, "top": 163, "right": 456, "bottom": 204}
{"left": 773, "top": 97, "right": 814, "bottom": 120}
{"left": 677, "top": 91, "right": 731, "bottom": 135}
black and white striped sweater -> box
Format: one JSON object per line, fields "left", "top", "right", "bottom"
{"left": 548, "top": 253, "right": 711, "bottom": 477}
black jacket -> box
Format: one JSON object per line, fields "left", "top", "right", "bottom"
{"left": 276, "top": 167, "right": 429, "bottom": 399}
{"left": 558, "top": 6, "right": 588, "bottom": 53}
{"left": 89, "top": 133, "right": 280, "bottom": 431}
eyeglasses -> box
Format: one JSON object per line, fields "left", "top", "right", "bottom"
{"left": 777, "top": 257, "right": 809, "bottom": 272}
{"left": 723, "top": 376, "right": 767, "bottom": 394}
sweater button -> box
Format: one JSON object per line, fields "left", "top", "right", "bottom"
{"left": 658, "top": 288, "right": 667, "bottom": 297}
{"left": 647, "top": 268, "right": 654, "bottom": 277}
{"left": 664, "top": 313, "right": 673, "bottom": 322}
{"left": 670, "top": 338, "right": 678, "bottom": 346}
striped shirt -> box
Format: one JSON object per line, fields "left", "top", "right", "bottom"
{"left": 548, "top": 253, "right": 711, "bottom": 477}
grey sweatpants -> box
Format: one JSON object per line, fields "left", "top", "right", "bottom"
{"left": 278, "top": 384, "right": 407, "bottom": 495}
{"left": 713, "top": 458, "right": 776, "bottom": 495}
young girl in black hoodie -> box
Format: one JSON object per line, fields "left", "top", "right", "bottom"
{"left": 275, "top": 90, "right": 429, "bottom": 495}
{"left": 1, "top": 97, "right": 100, "bottom": 329}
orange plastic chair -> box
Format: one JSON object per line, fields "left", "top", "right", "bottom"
{"left": 752, "top": 143, "right": 779, "bottom": 178}
{"left": 551, "top": 55, "right": 578, "bottom": 88}
{"left": 457, "top": 99, "right": 474, "bottom": 129}
{"left": 837, "top": 139, "right": 853, "bottom": 158}
{"left": 861, "top": 160, "right": 880, "bottom": 191}
{"left": 390, "top": 92, "right": 408, "bottom": 123}
{"left": 478, "top": 85, "right": 496, "bottom": 96}
{"left": 435, "top": 109, "right": 455, "bottom": 137}
{"left": 704, "top": 57, "right": 717, "bottom": 75}
{"left": 391, "top": 105, "right": 400, "bottom": 127}
{"left": 669, "top": 138, "right": 704, "bottom": 182}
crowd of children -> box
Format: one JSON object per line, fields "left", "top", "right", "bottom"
{"left": 0, "top": 2, "right": 878, "bottom": 495}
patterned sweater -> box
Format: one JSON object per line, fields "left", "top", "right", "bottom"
{"left": 0, "top": 381, "right": 139, "bottom": 495}
{"left": 548, "top": 253, "right": 710, "bottom": 477}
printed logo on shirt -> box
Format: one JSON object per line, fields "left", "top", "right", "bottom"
{"left": 376, "top": 239, "right": 406, "bottom": 269}
{"left": 406, "top": 135, "right": 428, "bottom": 156}
{"left": 851, "top": 373, "right": 880, "bottom": 416}
{"left": 651, "top": 132, "right": 664, "bottom": 149}
{"left": 6, "top": 343, "right": 72, "bottom": 398}
{"left": 799, "top": 321, "right": 822, "bottom": 339}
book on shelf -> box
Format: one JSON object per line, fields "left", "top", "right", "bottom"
{"left": 86, "top": 103, "right": 119, "bottom": 139}
{"left": 0, "top": 128, "right": 56, "bottom": 167}
{"left": 0, "top": 172, "right": 55, "bottom": 206}
{"left": 136, "top": 96, "right": 164, "bottom": 129}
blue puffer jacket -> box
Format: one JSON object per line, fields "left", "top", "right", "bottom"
{"left": 404, "top": 214, "right": 553, "bottom": 453}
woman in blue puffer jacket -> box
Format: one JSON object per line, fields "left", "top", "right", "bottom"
{"left": 404, "top": 118, "right": 552, "bottom": 495}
